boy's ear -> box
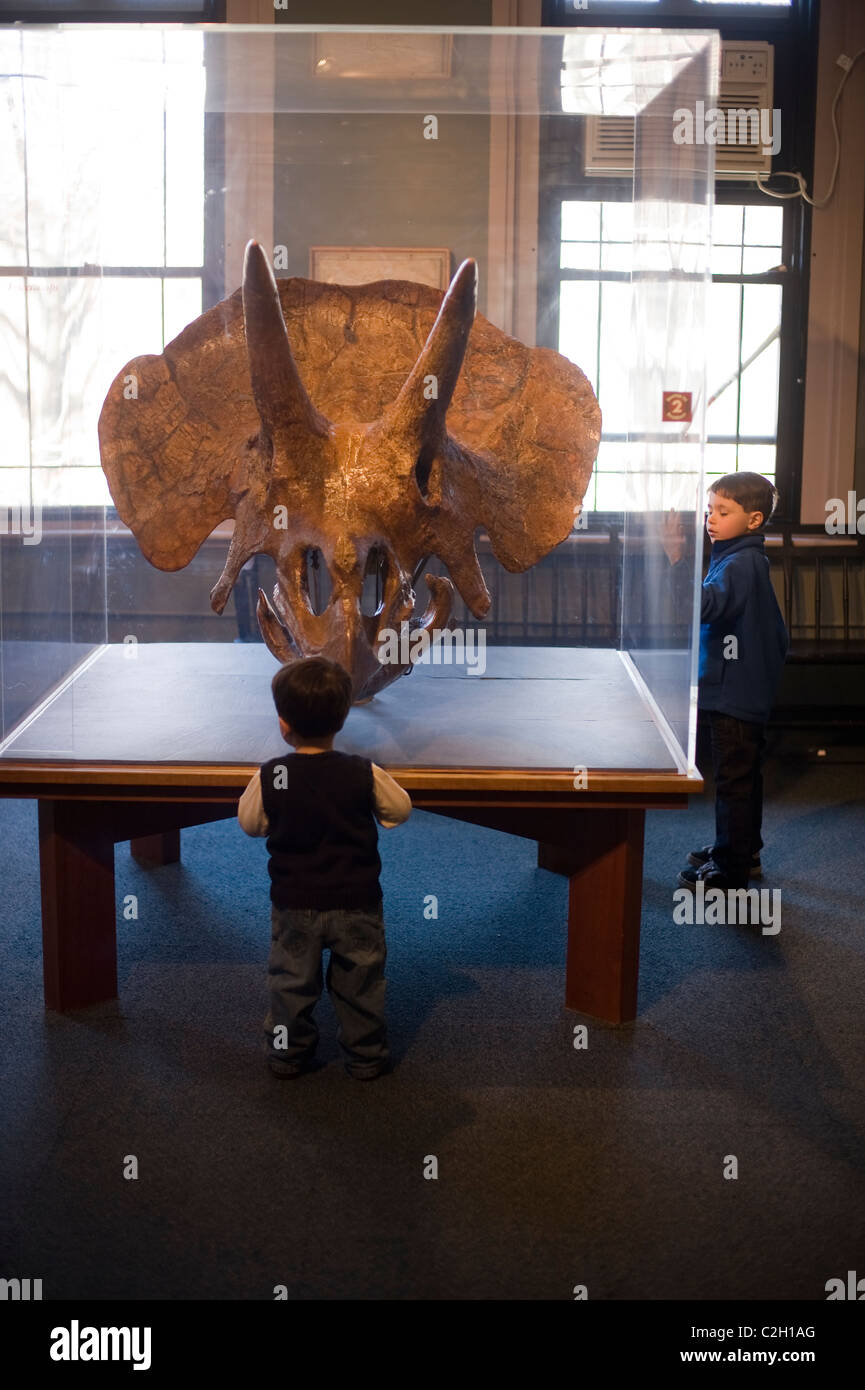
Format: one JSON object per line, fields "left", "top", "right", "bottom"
{"left": 748, "top": 510, "right": 765, "bottom": 531}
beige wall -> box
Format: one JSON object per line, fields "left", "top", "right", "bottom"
{"left": 222, "top": 0, "right": 540, "bottom": 337}
{"left": 228, "top": 2, "right": 492, "bottom": 24}
{"left": 226, "top": 0, "right": 277, "bottom": 19}
{"left": 271, "top": 106, "right": 492, "bottom": 310}
{"left": 801, "top": 0, "right": 865, "bottom": 523}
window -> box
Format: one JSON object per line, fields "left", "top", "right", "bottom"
{"left": 556, "top": 199, "right": 785, "bottom": 511}
{"left": 0, "top": 27, "right": 206, "bottom": 507}
{"left": 557, "top": 201, "right": 632, "bottom": 513}
{"left": 703, "top": 204, "right": 783, "bottom": 490}
{"left": 541, "top": 0, "right": 815, "bottom": 519}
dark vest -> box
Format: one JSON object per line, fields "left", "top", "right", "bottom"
{"left": 259, "top": 750, "right": 382, "bottom": 910}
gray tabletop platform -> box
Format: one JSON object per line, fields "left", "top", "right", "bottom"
{"left": 0, "top": 641, "right": 681, "bottom": 771}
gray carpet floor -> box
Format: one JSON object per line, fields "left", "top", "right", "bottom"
{"left": 1, "top": 755, "right": 863, "bottom": 1300}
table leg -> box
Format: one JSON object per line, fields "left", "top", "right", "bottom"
{"left": 540, "top": 809, "right": 645, "bottom": 1023}
{"left": 38, "top": 800, "right": 117, "bottom": 1011}
{"left": 131, "top": 829, "right": 181, "bottom": 868}
{"left": 537, "top": 841, "right": 578, "bottom": 876}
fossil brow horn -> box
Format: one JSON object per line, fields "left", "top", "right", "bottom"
{"left": 387, "top": 257, "right": 478, "bottom": 444}
{"left": 242, "top": 239, "right": 330, "bottom": 439}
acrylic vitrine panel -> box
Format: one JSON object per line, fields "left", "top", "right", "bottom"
{"left": 623, "top": 36, "right": 717, "bottom": 772}
{"left": 0, "top": 23, "right": 712, "bottom": 769}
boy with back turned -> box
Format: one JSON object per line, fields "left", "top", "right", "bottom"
{"left": 238, "top": 656, "right": 411, "bottom": 1079}
{"left": 663, "top": 471, "right": 789, "bottom": 892}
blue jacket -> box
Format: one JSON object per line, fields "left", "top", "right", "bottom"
{"left": 698, "top": 533, "right": 789, "bottom": 724}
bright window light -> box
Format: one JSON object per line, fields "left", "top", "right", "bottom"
{"left": 0, "top": 30, "right": 206, "bottom": 508}
{"left": 558, "top": 201, "right": 783, "bottom": 513}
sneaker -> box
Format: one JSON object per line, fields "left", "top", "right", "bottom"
{"left": 687, "top": 844, "right": 762, "bottom": 878}
{"left": 269, "top": 1057, "right": 320, "bottom": 1079}
{"left": 344, "top": 1059, "right": 393, "bottom": 1081}
{"left": 677, "top": 860, "right": 733, "bottom": 892}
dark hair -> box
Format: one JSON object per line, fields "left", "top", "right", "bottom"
{"left": 709, "top": 472, "right": 779, "bottom": 527}
{"left": 271, "top": 657, "right": 352, "bottom": 739}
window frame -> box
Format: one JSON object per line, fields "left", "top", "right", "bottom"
{"left": 545, "top": 0, "right": 797, "bottom": 22}
{"left": 0, "top": 2, "right": 225, "bottom": 20}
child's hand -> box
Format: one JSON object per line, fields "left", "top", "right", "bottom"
{"left": 659, "top": 507, "right": 686, "bottom": 566}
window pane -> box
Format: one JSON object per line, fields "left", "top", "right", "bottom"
{"left": 600, "top": 203, "right": 633, "bottom": 241}
{"left": 100, "top": 278, "right": 167, "bottom": 367}
{"left": 742, "top": 247, "right": 783, "bottom": 274}
{"left": 741, "top": 283, "right": 782, "bottom": 368}
{"left": 0, "top": 35, "right": 26, "bottom": 265}
{"left": 589, "top": 444, "right": 631, "bottom": 514}
{"left": 739, "top": 285, "right": 782, "bottom": 435}
{"left": 594, "top": 473, "right": 628, "bottom": 512}
{"left": 29, "top": 278, "right": 164, "bottom": 472}
{"left": 30, "top": 465, "right": 111, "bottom": 508}
{"left": 711, "top": 246, "right": 743, "bottom": 275}
{"left": 165, "top": 33, "right": 205, "bottom": 266}
{"left": 705, "top": 283, "right": 742, "bottom": 436}
{"left": 164, "top": 278, "right": 203, "bottom": 344}
{"left": 597, "top": 442, "right": 631, "bottom": 473}
{"left": 744, "top": 205, "right": 784, "bottom": 245}
{"left": 561, "top": 243, "right": 600, "bottom": 270}
{"left": 562, "top": 201, "right": 600, "bottom": 242}
{"left": 15, "top": 29, "right": 205, "bottom": 269}
{"left": 711, "top": 206, "right": 744, "bottom": 275}
{"left": 600, "top": 242, "right": 631, "bottom": 271}
{"left": 712, "top": 205, "right": 745, "bottom": 246}
{"left": 21, "top": 29, "right": 167, "bottom": 267}
{"left": 28, "top": 278, "right": 100, "bottom": 469}
{"left": 597, "top": 280, "right": 631, "bottom": 434}
{"left": 705, "top": 444, "right": 738, "bottom": 476}
{"left": 559, "top": 280, "right": 599, "bottom": 390}
{"left": 737, "top": 444, "right": 777, "bottom": 477}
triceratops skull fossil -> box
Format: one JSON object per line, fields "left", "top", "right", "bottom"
{"left": 98, "top": 241, "right": 600, "bottom": 700}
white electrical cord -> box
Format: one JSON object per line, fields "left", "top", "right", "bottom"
{"left": 755, "top": 46, "right": 865, "bottom": 207}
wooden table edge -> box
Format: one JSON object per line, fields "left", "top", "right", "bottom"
{"left": 0, "top": 760, "right": 704, "bottom": 801}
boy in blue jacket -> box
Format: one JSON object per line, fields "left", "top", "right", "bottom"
{"left": 664, "top": 472, "right": 789, "bottom": 892}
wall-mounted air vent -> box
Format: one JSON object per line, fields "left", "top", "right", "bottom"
{"left": 584, "top": 42, "right": 775, "bottom": 180}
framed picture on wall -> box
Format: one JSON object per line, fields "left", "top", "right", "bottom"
{"left": 309, "top": 247, "right": 452, "bottom": 291}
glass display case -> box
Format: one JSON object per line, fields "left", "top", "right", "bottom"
{"left": 0, "top": 22, "right": 716, "bottom": 775}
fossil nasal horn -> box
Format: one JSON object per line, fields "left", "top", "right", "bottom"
{"left": 242, "top": 239, "right": 331, "bottom": 442}
{"left": 385, "top": 257, "right": 478, "bottom": 448}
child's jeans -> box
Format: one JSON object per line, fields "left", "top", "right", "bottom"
{"left": 264, "top": 902, "right": 388, "bottom": 1075}
{"left": 705, "top": 710, "right": 768, "bottom": 888}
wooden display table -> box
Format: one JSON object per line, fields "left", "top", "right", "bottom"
{"left": 0, "top": 642, "right": 702, "bottom": 1022}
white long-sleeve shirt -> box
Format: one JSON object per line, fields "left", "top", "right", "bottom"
{"left": 237, "top": 756, "right": 412, "bottom": 838}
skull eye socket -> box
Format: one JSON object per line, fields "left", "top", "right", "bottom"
{"left": 361, "top": 546, "right": 389, "bottom": 618}
{"left": 414, "top": 444, "right": 435, "bottom": 499}
{"left": 302, "top": 547, "right": 332, "bottom": 616}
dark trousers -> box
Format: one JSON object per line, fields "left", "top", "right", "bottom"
{"left": 701, "top": 710, "right": 768, "bottom": 889}
{"left": 264, "top": 902, "right": 388, "bottom": 1074}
